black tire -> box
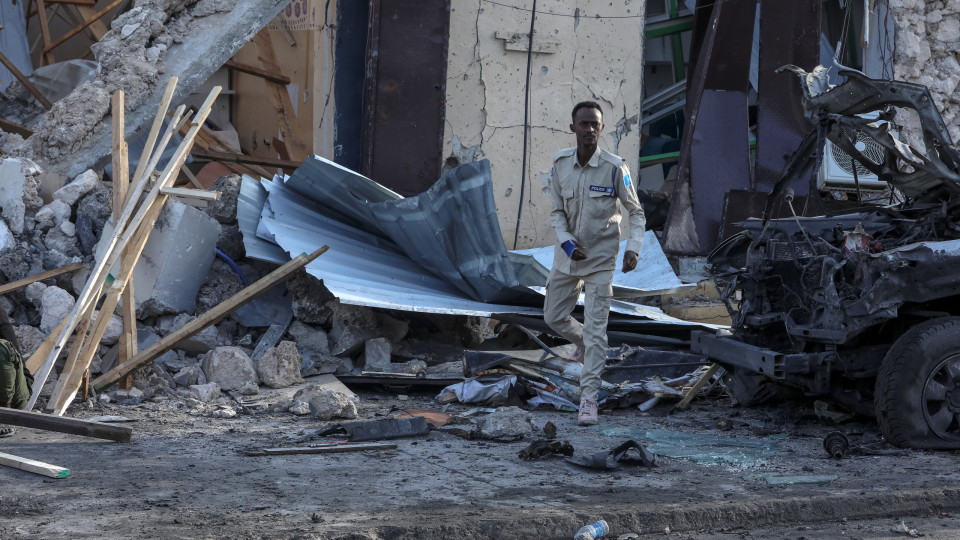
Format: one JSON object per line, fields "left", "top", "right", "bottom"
{"left": 875, "top": 317, "right": 960, "bottom": 449}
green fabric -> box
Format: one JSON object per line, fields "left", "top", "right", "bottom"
{"left": 0, "top": 339, "right": 31, "bottom": 410}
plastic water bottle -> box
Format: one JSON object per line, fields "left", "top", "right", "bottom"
{"left": 574, "top": 519, "right": 609, "bottom": 539}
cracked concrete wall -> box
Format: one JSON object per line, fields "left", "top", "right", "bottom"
{"left": 888, "top": 0, "right": 960, "bottom": 149}
{"left": 444, "top": 0, "right": 644, "bottom": 250}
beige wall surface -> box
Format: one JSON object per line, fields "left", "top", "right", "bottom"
{"left": 444, "top": 0, "right": 645, "bottom": 249}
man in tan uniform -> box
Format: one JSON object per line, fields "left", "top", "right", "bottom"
{"left": 544, "top": 101, "right": 646, "bottom": 425}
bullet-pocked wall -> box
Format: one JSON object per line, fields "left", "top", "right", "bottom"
{"left": 444, "top": 0, "right": 645, "bottom": 250}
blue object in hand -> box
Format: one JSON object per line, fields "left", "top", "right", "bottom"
{"left": 561, "top": 240, "right": 578, "bottom": 258}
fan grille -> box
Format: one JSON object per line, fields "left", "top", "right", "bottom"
{"left": 831, "top": 130, "right": 885, "bottom": 176}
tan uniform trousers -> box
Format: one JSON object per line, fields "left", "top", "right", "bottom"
{"left": 543, "top": 266, "right": 613, "bottom": 401}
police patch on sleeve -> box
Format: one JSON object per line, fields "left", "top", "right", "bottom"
{"left": 623, "top": 172, "right": 632, "bottom": 187}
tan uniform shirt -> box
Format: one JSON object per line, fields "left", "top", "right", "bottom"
{"left": 546, "top": 147, "right": 646, "bottom": 277}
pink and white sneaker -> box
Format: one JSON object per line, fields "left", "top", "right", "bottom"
{"left": 578, "top": 398, "right": 598, "bottom": 425}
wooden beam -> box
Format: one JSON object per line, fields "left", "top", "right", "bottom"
{"left": 0, "top": 49, "right": 53, "bottom": 109}
{"left": 73, "top": 4, "right": 109, "bottom": 40}
{"left": 42, "top": 0, "right": 124, "bottom": 54}
{"left": 0, "top": 117, "right": 33, "bottom": 138}
{"left": 160, "top": 186, "right": 221, "bottom": 201}
{"left": 36, "top": 0, "right": 55, "bottom": 65}
{"left": 27, "top": 85, "right": 220, "bottom": 410}
{"left": 111, "top": 90, "right": 135, "bottom": 391}
{"left": 225, "top": 59, "right": 291, "bottom": 85}
{"left": 0, "top": 408, "right": 132, "bottom": 442}
{"left": 93, "top": 246, "right": 329, "bottom": 391}
{"left": 0, "top": 262, "right": 84, "bottom": 296}
{"left": 0, "top": 452, "right": 70, "bottom": 478}
{"left": 130, "top": 77, "right": 178, "bottom": 202}
{"left": 674, "top": 363, "right": 720, "bottom": 411}
{"left": 191, "top": 150, "right": 300, "bottom": 171}
{"left": 246, "top": 443, "right": 397, "bottom": 456}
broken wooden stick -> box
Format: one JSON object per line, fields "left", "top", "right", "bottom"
{"left": 112, "top": 89, "right": 135, "bottom": 390}
{"left": 0, "top": 262, "right": 84, "bottom": 296}
{"left": 0, "top": 408, "right": 132, "bottom": 442}
{"left": 245, "top": 442, "right": 397, "bottom": 457}
{"left": 93, "top": 246, "right": 329, "bottom": 391}
{"left": 674, "top": 363, "right": 721, "bottom": 411}
{"left": 0, "top": 452, "right": 70, "bottom": 478}
{"left": 0, "top": 49, "right": 53, "bottom": 109}
{"left": 160, "top": 186, "right": 221, "bottom": 201}
{"left": 130, "top": 77, "right": 178, "bottom": 202}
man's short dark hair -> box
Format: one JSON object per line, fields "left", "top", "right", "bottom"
{"left": 572, "top": 101, "right": 603, "bottom": 121}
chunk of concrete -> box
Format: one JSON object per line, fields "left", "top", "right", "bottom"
{"left": 189, "top": 382, "right": 221, "bottom": 402}
{"left": 204, "top": 174, "right": 241, "bottom": 224}
{"left": 256, "top": 340, "right": 304, "bottom": 389}
{"left": 0, "top": 158, "right": 27, "bottom": 234}
{"left": 173, "top": 364, "right": 201, "bottom": 387}
{"left": 286, "top": 320, "right": 330, "bottom": 360}
{"left": 200, "top": 346, "right": 258, "bottom": 391}
{"left": 0, "top": 221, "right": 12, "bottom": 253}
{"left": 363, "top": 337, "right": 392, "bottom": 370}
{"left": 53, "top": 169, "right": 98, "bottom": 206}
{"left": 291, "top": 388, "right": 358, "bottom": 421}
{"left": 35, "top": 200, "right": 73, "bottom": 231}
{"left": 95, "top": 310, "right": 123, "bottom": 345}
{"left": 40, "top": 285, "right": 75, "bottom": 333}
{"left": 14, "top": 325, "right": 45, "bottom": 357}
{"left": 331, "top": 325, "right": 377, "bottom": 358}
{"left": 95, "top": 199, "right": 221, "bottom": 318}
{"left": 476, "top": 406, "right": 537, "bottom": 440}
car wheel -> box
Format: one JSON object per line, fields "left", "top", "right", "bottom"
{"left": 875, "top": 316, "right": 960, "bottom": 449}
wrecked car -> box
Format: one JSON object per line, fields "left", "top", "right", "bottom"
{"left": 692, "top": 65, "right": 960, "bottom": 449}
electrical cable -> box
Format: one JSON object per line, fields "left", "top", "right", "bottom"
{"left": 513, "top": 0, "right": 536, "bottom": 249}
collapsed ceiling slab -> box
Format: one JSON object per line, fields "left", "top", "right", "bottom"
{"left": 16, "top": 0, "right": 291, "bottom": 178}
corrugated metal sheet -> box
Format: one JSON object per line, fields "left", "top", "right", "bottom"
{"left": 512, "top": 230, "right": 691, "bottom": 297}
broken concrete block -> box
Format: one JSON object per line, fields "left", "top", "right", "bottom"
{"left": 75, "top": 186, "right": 111, "bottom": 255}
{"left": 95, "top": 199, "right": 221, "bottom": 318}
{"left": 14, "top": 325, "right": 45, "bottom": 357}
{"left": 331, "top": 325, "right": 377, "bottom": 358}
{"left": 109, "top": 387, "right": 144, "bottom": 406}
{"left": 476, "top": 406, "right": 537, "bottom": 440}
{"left": 204, "top": 174, "right": 241, "bottom": 224}
{"left": 287, "top": 272, "right": 336, "bottom": 325}
{"left": 34, "top": 200, "right": 71, "bottom": 231}
{"left": 237, "top": 381, "right": 259, "bottom": 395}
{"left": 288, "top": 401, "right": 311, "bottom": 415}
{"left": 173, "top": 364, "right": 201, "bottom": 387}
{"left": 200, "top": 346, "right": 259, "bottom": 391}
{"left": 59, "top": 221, "right": 75, "bottom": 237}
{"left": 299, "top": 388, "right": 358, "bottom": 421}
{"left": 256, "top": 341, "right": 304, "bottom": 389}
{"left": 35, "top": 169, "right": 68, "bottom": 204}
{"left": 211, "top": 407, "right": 236, "bottom": 419}
{"left": 363, "top": 337, "right": 392, "bottom": 370}
{"left": 0, "top": 158, "right": 27, "bottom": 234}
{"left": 53, "top": 169, "right": 98, "bottom": 206}
{"left": 427, "top": 360, "right": 465, "bottom": 376}
{"left": 286, "top": 320, "right": 330, "bottom": 363}
{"left": 95, "top": 311, "right": 123, "bottom": 345}
{"left": 40, "top": 285, "right": 75, "bottom": 333}
{"left": 0, "top": 221, "right": 12, "bottom": 253}
{"left": 196, "top": 259, "right": 244, "bottom": 313}
{"left": 189, "top": 382, "right": 221, "bottom": 402}
{"left": 301, "top": 353, "right": 351, "bottom": 377}
{"left": 44, "top": 225, "right": 80, "bottom": 257}
{"left": 24, "top": 282, "right": 47, "bottom": 308}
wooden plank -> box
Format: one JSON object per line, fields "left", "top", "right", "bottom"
{"left": 0, "top": 408, "right": 131, "bottom": 442}
{"left": 27, "top": 86, "right": 220, "bottom": 410}
{"left": 0, "top": 117, "right": 33, "bottom": 138}
{"left": 0, "top": 49, "right": 53, "bottom": 109}
{"left": 111, "top": 89, "right": 134, "bottom": 391}
{"left": 73, "top": 4, "right": 109, "bottom": 40}
{"left": 130, "top": 77, "right": 178, "bottom": 200}
{"left": 245, "top": 443, "right": 397, "bottom": 457}
{"left": 159, "top": 186, "right": 221, "bottom": 201}
{"left": 674, "top": 363, "right": 721, "bottom": 411}
{"left": 191, "top": 150, "right": 300, "bottom": 171}
{"left": 0, "top": 452, "right": 70, "bottom": 478}
{"left": 36, "top": 0, "right": 55, "bottom": 65}
{"left": 93, "top": 246, "right": 329, "bottom": 391}
{"left": 225, "top": 59, "right": 291, "bottom": 85}
{"left": 42, "top": 0, "right": 124, "bottom": 54}
{"left": 252, "top": 32, "right": 309, "bottom": 162}
{"left": 0, "top": 262, "right": 84, "bottom": 296}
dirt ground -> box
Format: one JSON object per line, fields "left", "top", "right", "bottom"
{"left": 2, "top": 379, "right": 960, "bottom": 540}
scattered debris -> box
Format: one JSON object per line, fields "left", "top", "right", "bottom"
{"left": 567, "top": 440, "right": 656, "bottom": 471}
{"left": 245, "top": 442, "right": 397, "bottom": 457}
{"left": 517, "top": 439, "right": 574, "bottom": 461}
